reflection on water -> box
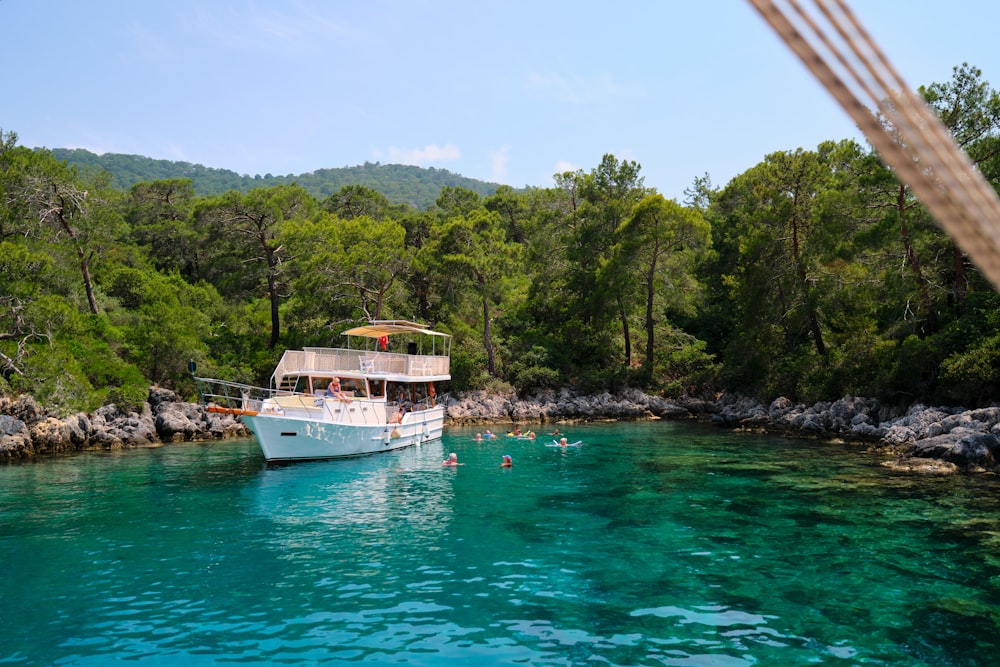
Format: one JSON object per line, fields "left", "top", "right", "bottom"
{"left": 254, "top": 440, "right": 453, "bottom": 557}
{"left": 2, "top": 423, "right": 1000, "bottom": 665}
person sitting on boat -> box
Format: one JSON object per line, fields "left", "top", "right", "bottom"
{"left": 325, "top": 379, "right": 349, "bottom": 401}
{"left": 389, "top": 406, "right": 405, "bottom": 424}
{"left": 443, "top": 453, "right": 459, "bottom": 466}
{"left": 500, "top": 454, "right": 512, "bottom": 467}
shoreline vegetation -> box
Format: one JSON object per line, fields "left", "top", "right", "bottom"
{"left": 6, "top": 65, "right": 1000, "bottom": 476}
{"left": 1, "top": 387, "right": 997, "bottom": 475}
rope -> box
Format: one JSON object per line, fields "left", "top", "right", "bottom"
{"left": 747, "top": 0, "right": 1000, "bottom": 289}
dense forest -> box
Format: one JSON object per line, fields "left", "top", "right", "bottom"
{"left": 3, "top": 63, "right": 1000, "bottom": 417}
{"left": 48, "top": 149, "right": 501, "bottom": 210}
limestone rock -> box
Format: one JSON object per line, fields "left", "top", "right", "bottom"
{"left": 0, "top": 414, "right": 31, "bottom": 461}
{"left": 908, "top": 430, "right": 1000, "bottom": 468}
{"left": 29, "top": 417, "right": 72, "bottom": 454}
{"left": 711, "top": 395, "right": 768, "bottom": 427}
{"left": 154, "top": 401, "right": 207, "bottom": 442}
{"left": 65, "top": 413, "right": 93, "bottom": 446}
{"left": 0, "top": 394, "right": 44, "bottom": 427}
{"left": 881, "top": 457, "right": 959, "bottom": 474}
{"left": 91, "top": 404, "right": 158, "bottom": 448}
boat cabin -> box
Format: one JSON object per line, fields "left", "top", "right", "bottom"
{"left": 265, "top": 320, "right": 450, "bottom": 412}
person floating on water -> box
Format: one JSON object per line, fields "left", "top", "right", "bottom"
{"left": 474, "top": 433, "right": 483, "bottom": 441}
{"left": 483, "top": 430, "right": 495, "bottom": 439}
{"left": 500, "top": 454, "right": 512, "bottom": 467}
{"left": 443, "top": 453, "right": 460, "bottom": 466}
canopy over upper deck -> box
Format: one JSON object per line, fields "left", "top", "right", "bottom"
{"left": 342, "top": 320, "right": 450, "bottom": 340}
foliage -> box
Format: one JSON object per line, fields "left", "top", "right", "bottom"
{"left": 50, "top": 149, "right": 501, "bottom": 209}
{"left": 506, "top": 345, "right": 561, "bottom": 393}
{"left": 4, "top": 64, "right": 1000, "bottom": 416}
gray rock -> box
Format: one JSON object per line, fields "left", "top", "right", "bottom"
{"left": 0, "top": 395, "right": 43, "bottom": 427}
{"left": 909, "top": 430, "right": 1000, "bottom": 468}
{"left": 155, "top": 403, "right": 203, "bottom": 442}
{"left": 148, "top": 386, "right": 181, "bottom": 410}
{"left": 712, "top": 395, "right": 768, "bottom": 427}
{"left": 88, "top": 430, "right": 125, "bottom": 450}
{"left": 29, "top": 417, "right": 72, "bottom": 453}
{"left": 65, "top": 413, "right": 93, "bottom": 446}
{"left": 0, "top": 414, "right": 31, "bottom": 461}
{"left": 883, "top": 424, "right": 918, "bottom": 446}
{"left": 850, "top": 422, "right": 885, "bottom": 439}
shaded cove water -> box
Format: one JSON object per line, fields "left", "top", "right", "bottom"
{"left": 3, "top": 422, "right": 1000, "bottom": 666}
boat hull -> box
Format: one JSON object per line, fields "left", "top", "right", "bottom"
{"left": 243, "top": 408, "right": 445, "bottom": 462}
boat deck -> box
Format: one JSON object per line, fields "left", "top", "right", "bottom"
{"left": 273, "top": 347, "right": 449, "bottom": 384}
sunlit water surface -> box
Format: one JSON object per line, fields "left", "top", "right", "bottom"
{"left": 3, "top": 421, "right": 1000, "bottom": 666}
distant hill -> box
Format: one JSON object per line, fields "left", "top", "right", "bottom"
{"left": 47, "top": 148, "right": 502, "bottom": 210}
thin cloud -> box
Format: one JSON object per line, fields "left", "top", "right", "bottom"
{"left": 490, "top": 146, "right": 510, "bottom": 182}
{"left": 380, "top": 144, "right": 461, "bottom": 166}
{"left": 187, "top": 4, "right": 359, "bottom": 55}
{"left": 553, "top": 160, "right": 580, "bottom": 175}
{"left": 526, "top": 70, "right": 633, "bottom": 105}
{"left": 128, "top": 23, "right": 176, "bottom": 62}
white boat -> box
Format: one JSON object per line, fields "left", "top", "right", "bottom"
{"left": 193, "top": 320, "right": 451, "bottom": 463}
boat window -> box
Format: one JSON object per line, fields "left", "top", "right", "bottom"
{"left": 286, "top": 376, "right": 309, "bottom": 394}
{"left": 369, "top": 380, "right": 385, "bottom": 398}
{"left": 341, "top": 378, "right": 366, "bottom": 398}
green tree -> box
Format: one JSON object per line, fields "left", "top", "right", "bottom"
{"left": 435, "top": 186, "right": 482, "bottom": 219}
{"left": 572, "top": 155, "right": 648, "bottom": 332}
{"left": 19, "top": 155, "right": 126, "bottom": 315}
{"left": 125, "top": 179, "right": 199, "bottom": 279}
{"left": 282, "top": 213, "right": 411, "bottom": 323}
{"left": 194, "top": 184, "right": 317, "bottom": 348}
{"left": 427, "top": 208, "right": 521, "bottom": 376}
{"left": 920, "top": 63, "right": 1000, "bottom": 308}
{"left": 484, "top": 184, "right": 529, "bottom": 243}
{"left": 711, "top": 146, "right": 839, "bottom": 394}
{"left": 0, "top": 130, "right": 34, "bottom": 242}
{"left": 321, "top": 184, "right": 392, "bottom": 221}
{"left": 106, "top": 267, "right": 214, "bottom": 385}
{"left": 614, "top": 194, "right": 711, "bottom": 369}
{"left": 0, "top": 241, "right": 52, "bottom": 379}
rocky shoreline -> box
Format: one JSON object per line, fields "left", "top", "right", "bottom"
{"left": 444, "top": 389, "right": 1000, "bottom": 473}
{"left": 2, "top": 386, "right": 999, "bottom": 474}
{"left": 0, "top": 387, "right": 249, "bottom": 462}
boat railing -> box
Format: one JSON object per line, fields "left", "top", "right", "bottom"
{"left": 274, "top": 347, "right": 449, "bottom": 379}
{"left": 194, "top": 377, "right": 276, "bottom": 415}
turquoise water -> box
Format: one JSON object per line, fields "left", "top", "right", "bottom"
{"left": 2, "top": 421, "right": 1000, "bottom": 666}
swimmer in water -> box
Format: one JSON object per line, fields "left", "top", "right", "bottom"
{"left": 443, "top": 453, "right": 459, "bottom": 466}
{"left": 500, "top": 454, "right": 512, "bottom": 467}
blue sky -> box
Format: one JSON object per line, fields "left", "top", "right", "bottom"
{"left": 5, "top": 1, "right": 1000, "bottom": 200}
